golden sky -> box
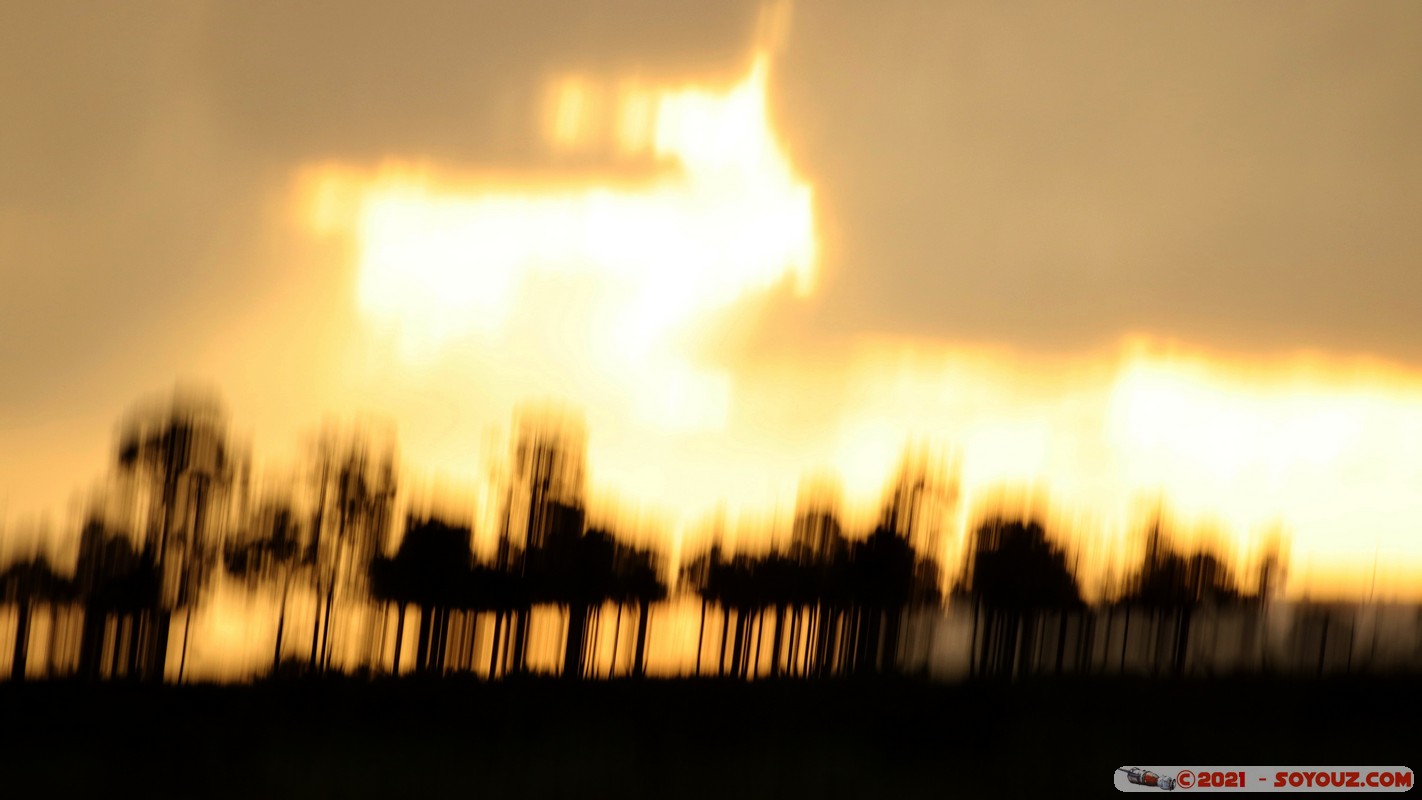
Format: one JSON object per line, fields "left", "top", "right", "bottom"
{"left": 3, "top": 0, "right": 1421, "bottom": 599}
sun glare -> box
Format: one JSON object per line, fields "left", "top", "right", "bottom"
{"left": 295, "top": 41, "right": 815, "bottom": 432}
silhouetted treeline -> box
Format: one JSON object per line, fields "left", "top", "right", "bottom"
{"left": 681, "top": 501, "right": 941, "bottom": 678}
{"left": 2, "top": 387, "right": 1419, "bottom": 684}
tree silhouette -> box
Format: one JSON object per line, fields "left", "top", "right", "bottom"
{"left": 305, "top": 429, "right": 396, "bottom": 673}
{"left": 115, "top": 390, "right": 238, "bottom": 681}
{"left": 962, "top": 517, "right": 1083, "bottom": 679}
{"left": 225, "top": 502, "right": 306, "bottom": 676}
{"left": 1120, "top": 519, "right": 1240, "bottom": 675}
{"left": 74, "top": 518, "right": 161, "bottom": 679}
{"left": 844, "top": 525, "right": 920, "bottom": 675}
{"left": 683, "top": 469, "right": 943, "bottom": 680}
{"left": 489, "top": 408, "right": 589, "bottom": 675}
{"left": 370, "top": 516, "right": 473, "bottom": 675}
{"left": 0, "top": 555, "right": 72, "bottom": 680}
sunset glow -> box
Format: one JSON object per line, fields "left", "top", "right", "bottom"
{"left": 295, "top": 41, "right": 815, "bottom": 433}
{"left": 6, "top": 1, "right": 1422, "bottom": 701}
{"left": 275, "top": 27, "right": 1422, "bottom": 602}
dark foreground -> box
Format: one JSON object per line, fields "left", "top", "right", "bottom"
{"left": 1, "top": 676, "right": 1417, "bottom": 798}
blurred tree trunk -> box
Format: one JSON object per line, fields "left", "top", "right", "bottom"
{"left": 752, "top": 609, "right": 765, "bottom": 678}
{"left": 511, "top": 609, "right": 529, "bottom": 674}
{"left": 320, "top": 586, "right": 336, "bottom": 672}
{"left": 178, "top": 606, "right": 194, "bottom": 683}
{"left": 273, "top": 574, "right": 291, "bottom": 675}
{"left": 415, "top": 604, "right": 433, "bottom": 674}
{"left": 718, "top": 606, "right": 730, "bottom": 676}
{"left": 487, "top": 612, "right": 503, "bottom": 678}
{"left": 79, "top": 608, "right": 104, "bottom": 679}
{"left": 632, "top": 600, "right": 650, "bottom": 677}
{"left": 391, "top": 603, "right": 405, "bottom": 674}
{"left": 1174, "top": 608, "right": 1192, "bottom": 675}
{"left": 433, "top": 606, "right": 449, "bottom": 674}
{"left": 1119, "top": 607, "right": 1130, "bottom": 673}
{"left": 694, "top": 600, "right": 705, "bottom": 677}
{"left": 563, "top": 604, "right": 587, "bottom": 678}
{"left": 733, "top": 611, "right": 744, "bottom": 677}
{"left": 11, "top": 599, "right": 31, "bottom": 680}
{"left": 770, "top": 605, "right": 784, "bottom": 677}
{"left": 609, "top": 604, "right": 623, "bottom": 678}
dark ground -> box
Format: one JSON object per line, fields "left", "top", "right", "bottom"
{"left": 0, "top": 676, "right": 1416, "bottom": 798}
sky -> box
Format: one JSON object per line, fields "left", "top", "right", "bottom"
{"left": 3, "top": 0, "right": 1421, "bottom": 598}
